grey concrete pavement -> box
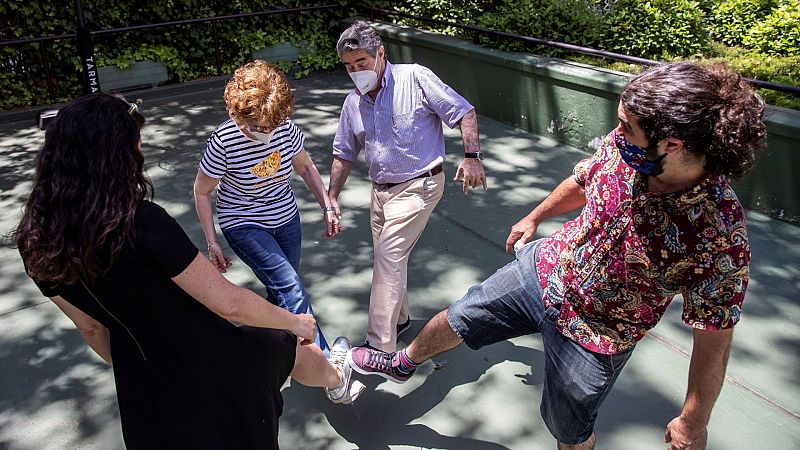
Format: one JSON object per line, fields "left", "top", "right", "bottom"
{"left": 1, "top": 69, "right": 798, "bottom": 449}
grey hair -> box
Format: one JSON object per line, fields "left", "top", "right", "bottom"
{"left": 336, "top": 21, "right": 383, "bottom": 58}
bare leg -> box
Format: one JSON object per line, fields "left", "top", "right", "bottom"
{"left": 557, "top": 433, "right": 596, "bottom": 450}
{"left": 405, "top": 309, "right": 463, "bottom": 363}
{"left": 290, "top": 340, "right": 340, "bottom": 389}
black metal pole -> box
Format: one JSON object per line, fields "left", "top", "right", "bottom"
{"left": 75, "top": 0, "right": 101, "bottom": 93}
{"left": 212, "top": 19, "right": 222, "bottom": 76}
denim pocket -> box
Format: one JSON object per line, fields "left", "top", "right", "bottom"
{"left": 597, "top": 348, "right": 633, "bottom": 374}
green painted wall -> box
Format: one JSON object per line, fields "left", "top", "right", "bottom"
{"left": 368, "top": 21, "right": 800, "bottom": 223}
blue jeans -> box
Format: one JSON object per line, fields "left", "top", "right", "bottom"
{"left": 222, "top": 214, "right": 329, "bottom": 355}
{"left": 447, "top": 239, "right": 633, "bottom": 444}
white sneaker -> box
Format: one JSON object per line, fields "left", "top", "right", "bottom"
{"left": 325, "top": 336, "right": 364, "bottom": 404}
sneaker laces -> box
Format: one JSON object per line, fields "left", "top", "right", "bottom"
{"left": 328, "top": 349, "right": 349, "bottom": 393}
{"left": 329, "top": 347, "right": 347, "bottom": 367}
{"left": 366, "top": 350, "right": 396, "bottom": 372}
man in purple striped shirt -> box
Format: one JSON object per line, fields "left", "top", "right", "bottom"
{"left": 328, "top": 21, "right": 487, "bottom": 353}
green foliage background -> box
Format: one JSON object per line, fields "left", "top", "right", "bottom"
{"left": 370, "top": 0, "right": 799, "bottom": 109}
{"left": 1, "top": 0, "right": 798, "bottom": 110}
{"left": 0, "top": 1, "right": 348, "bottom": 109}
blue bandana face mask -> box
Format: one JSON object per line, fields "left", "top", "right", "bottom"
{"left": 613, "top": 131, "right": 666, "bottom": 176}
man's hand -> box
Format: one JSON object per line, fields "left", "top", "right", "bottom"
{"left": 665, "top": 416, "right": 708, "bottom": 450}
{"left": 454, "top": 158, "right": 487, "bottom": 194}
{"left": 505, "top": 215, "right": 538, "bottom": 254}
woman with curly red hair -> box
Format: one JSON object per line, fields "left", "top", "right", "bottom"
{"left": 194, "top": 60, "right": 340, "bottom": 359}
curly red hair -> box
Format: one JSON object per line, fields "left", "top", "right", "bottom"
{"left": 224, "top": 60, "right": 294, "bottom": 130}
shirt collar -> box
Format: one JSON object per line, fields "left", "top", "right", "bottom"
{"left": 638, "top": 172, "right": 722, "bottom": 210}
{"left": 381, "top": 60, "right": 393, "bottom": 86}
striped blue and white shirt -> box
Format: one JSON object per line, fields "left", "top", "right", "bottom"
{"left": 200, "top": 118, "right": 304, "bottom": 230}
{"left": 333, "top": 61, "right": 474, "bottom": 184}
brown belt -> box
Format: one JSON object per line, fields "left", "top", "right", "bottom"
{"left": 375, "top": 164, "right": 443, "bottom": 189}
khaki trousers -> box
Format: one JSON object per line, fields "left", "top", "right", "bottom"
{"left": 367, "top": 171, "right": 445, "bottom": 352}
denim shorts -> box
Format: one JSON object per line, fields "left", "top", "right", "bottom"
{"left": 447, "top": 239, "right": 634, "bottom": 444}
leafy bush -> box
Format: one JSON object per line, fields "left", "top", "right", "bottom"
{"left": 707, "top": 0, "right": 778, "bottom": 47}
{"left": 473, "top": 0, "right": 603, "bottom": 57}
{"left": 706, "top": 45, "right": 800, "bottom": 109}
{"left": 3, "top": 0, "right": 798, "bottom": 111}
{"left": 600, "top": 0, "right": 710, "bottom": 60}
{"left": 743, "top": 0, "right": 800, "bottom": 56}
{"left": 0, "top": 0, "right": 346, "bottom": 109}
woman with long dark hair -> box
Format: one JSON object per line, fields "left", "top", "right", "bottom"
{"left": 14, "top": 94, "right": 360, "bottom": 449}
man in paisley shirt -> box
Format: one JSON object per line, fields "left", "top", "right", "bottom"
{"left": 347, "top": 62, "right": 766, "bottom": 450}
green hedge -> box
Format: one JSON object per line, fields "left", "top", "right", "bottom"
{"left": 474, "top": 0, "right": 603, "bottom": 57}
{"left": 376, "top": 0, "right": 799, "bottom": 110}
{"left": 744, "top": 0, "right": 800, "bottom": 56}
{"left": 3, "top": 0, "right": 799, "bottom": 110}
{"left": 0, "top": 1, "right": 348, "bottom": 109}
{"left": 707, "top": 0, "right": 778, "bottom": 47}
{"left": 600, "top": 0, "right": 709, "bottom": 60}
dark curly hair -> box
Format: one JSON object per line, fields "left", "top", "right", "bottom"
{"left": 14, "top": 93, "right": 152, "bottom": 285}
{"left": 621, "top": 62, "right": 767, "bottom": 179}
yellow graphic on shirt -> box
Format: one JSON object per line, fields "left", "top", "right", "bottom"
{"left": 250, "top": 152, "right": 281, "bottom": 178}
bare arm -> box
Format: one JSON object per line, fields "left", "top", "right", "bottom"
{"left": 173, "top": 252, "right": 316, "bottom": 342}
{"left": 460, "top": 109, "right": 480, "bottom": 153}
{"left": 454, "top": 109, "right": 487, "bottom": 194}
{"left": 664, "top": 327, "right": 734, "bottom": 450}
{"left": 505, "top": 175, "right": 586, "bottom": 253}
{"left": 51, "top": 295, "right": 112, "bottom": 364}
{"left": 192, "top": 170, "right": 231, "bottom": 272}
{"left": 327, "top": 156, "right": 354, "bottom": 220}
{"left": 291, "top": 149, "right": 339, "bottom": 238}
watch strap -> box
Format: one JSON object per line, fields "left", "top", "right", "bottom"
{"left": 464, "top": 152, "right": 483, "bottom": 160}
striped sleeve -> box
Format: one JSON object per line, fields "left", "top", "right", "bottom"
{"left": 286, "top": 120, "right": 305, "bottom": 157}
{"left": 199, "top": 130, "right": 227, "bottom": 179}
{"left": 416, "top": 65, "right": 474, "bottom": 129}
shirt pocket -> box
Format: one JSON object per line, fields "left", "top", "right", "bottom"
{"left": 391, "top": 112, "right": 415, "bottom": 150}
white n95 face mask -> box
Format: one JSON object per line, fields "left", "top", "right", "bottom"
{"left": 349, "top": 55, "right": 379, "bottom": 95}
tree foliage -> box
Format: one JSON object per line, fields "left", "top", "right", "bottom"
{"left": 0, "top": 1, "right": 348, "bottom": 109}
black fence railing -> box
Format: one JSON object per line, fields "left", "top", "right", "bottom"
{"left": 362, "top": 6, "right": 800, "bottom": 97}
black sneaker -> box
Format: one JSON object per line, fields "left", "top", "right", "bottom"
{"left": 397, "top": 317, "right": 412, "bottom": 338}
{"left": 346, "top": 347, "right": 414, "bottom": 384}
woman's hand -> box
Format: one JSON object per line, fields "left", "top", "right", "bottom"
{"left": 207, "top": 241, "right": 232, "bottom": 272}
{"left": 290, "top": 313, "right": 317, "bottom": 345}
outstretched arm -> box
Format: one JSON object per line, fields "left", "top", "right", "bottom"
{"left": 454, "top": 109, "right": 487, "bottom": 194}
{"left": 292, "top": 149, "right": 340, "bottom": 238}
{"left": 505, "top": 175, "right": 586, "bottom": 253}
{"left": 173, "top": 252, "right": 317, "bottom": 344}
{"left": 664, "top": 327, "right": 734, "bottom": 450}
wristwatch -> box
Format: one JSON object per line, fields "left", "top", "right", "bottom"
{"left": 464, "top": 151, "right": 484, "bottom": 161}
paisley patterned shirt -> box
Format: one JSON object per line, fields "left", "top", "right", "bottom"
{"left": 535, "top": 132, "right": 750, "bottom": 354}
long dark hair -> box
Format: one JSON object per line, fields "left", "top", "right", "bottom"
{"left": 621, "top": 62, "right": 767, "bottom": 179}
{"left": 14, "top": 94, "right": 152, "bottom": 285}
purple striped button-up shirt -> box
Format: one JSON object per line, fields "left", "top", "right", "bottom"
{"left": 332, "top": 61, "right": 474, "bottom": 184}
